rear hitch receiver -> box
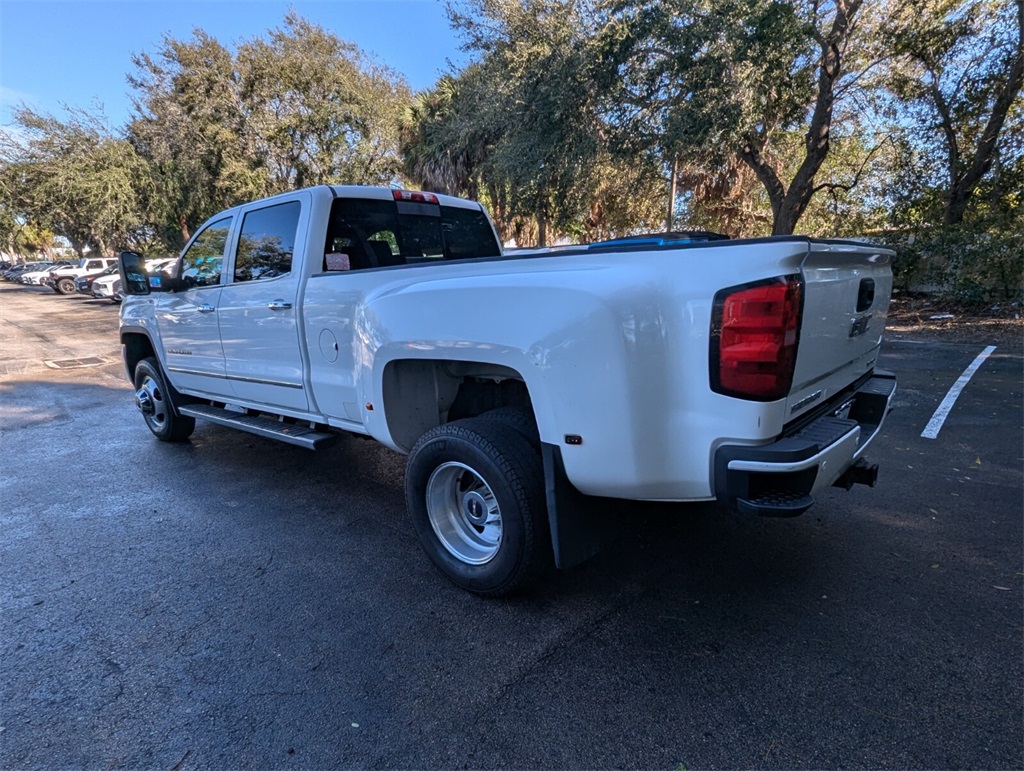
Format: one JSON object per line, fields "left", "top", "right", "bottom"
{"left": 833, "top": 458, "right": 879, "bottom": 490}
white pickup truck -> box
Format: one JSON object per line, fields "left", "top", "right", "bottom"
{"left": 118, "top": 185, "right": 896, "bottom": 595}
{"left": 48, "top": 256, "right": 120, "bottom": 295}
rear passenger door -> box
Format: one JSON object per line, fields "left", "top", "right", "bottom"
{"left": 217, "top": 194, "right": 310, "bottom": 413}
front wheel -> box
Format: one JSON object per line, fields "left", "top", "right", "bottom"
{"left": 133, "top": 357, "right": 195, "bottom": 442}
{"left": 405, "top": 418, "right": 549, "bottom": 596}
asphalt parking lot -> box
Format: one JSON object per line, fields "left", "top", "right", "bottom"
{"left": 1, "top": 282, "right": 1021, "bottom": 770}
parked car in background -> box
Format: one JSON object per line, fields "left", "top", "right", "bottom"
{"left": 146, "top": 258, "right": 178, "bottom": 275}
{"left": 90, "top": 271, "right": 123, "bottom": 303}
{"left": 3, "top": 262, "right": 54, "bottom": 281}
{"left": 45, "top": 256, "right": 119, "bottom": 295}
{"left": 21, "top": 262, "right": 73, "bottom": 284}
{"left": 74, "top": 264, "right": 119, "bottom": 296}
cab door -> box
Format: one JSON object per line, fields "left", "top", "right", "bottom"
{"left": 155, "top": 216, "right": 234, "bottom": 398}
{"left": 217, "top": 196, "right": 310, "bottom": 413}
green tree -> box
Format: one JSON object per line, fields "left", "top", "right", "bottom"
{"left": 887, "top": 0, "right": 1023, "bottom": 226}
{"left": 128, "top": 30, "right": 267, "bottom": 247}
{"left": 603, "top": 0, "right": 881, "bottom": 235}
{"left": 0, "top": 167, "right": 57, "bottom": 259}
{"left": 237, "top": 12, "right": 411, "bottom": 191}
{"left": 129, "top": 14, "right": 412, "bottom": 248}
{"left": 400, "top": 16, "right": 667, "bottom": 245}
{"left": 446, "top": 0, "right": 612, "bottom": 245}
{"left": 401, "top": 74, "right": 485, "bottom": 198}
{"left": 0, "top": 106, "right": 151, "bottom": 256}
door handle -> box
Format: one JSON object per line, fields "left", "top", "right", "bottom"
{"left": 196, "top": 304, "right": 216, "bottom": 313}
{"left": 267, "top": 300, "right": 293, "bottom": 310}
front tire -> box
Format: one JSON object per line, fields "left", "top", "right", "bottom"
{"left": 405, "top": 418, "right": 549, "bottom": 596}
{"left": 133, "top": 357, "right": 195, "bottom": 442}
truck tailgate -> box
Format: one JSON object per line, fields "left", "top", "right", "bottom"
{"left": 787, "top": 240, "right": 894, "bottom": 421}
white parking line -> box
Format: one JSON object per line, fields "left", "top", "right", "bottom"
{"left": 921, "top": 345, "right": 997, "bottom": 439}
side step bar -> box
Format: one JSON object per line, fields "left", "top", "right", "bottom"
{"left": 179, "top": 404, "right": 338, "bottom": 450}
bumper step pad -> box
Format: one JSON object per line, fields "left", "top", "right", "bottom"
{"left": 736, "top": 490, "right": 815, "bottom": 517}
{"left": 716, "top": 372, "right": 897, "bottom": 517}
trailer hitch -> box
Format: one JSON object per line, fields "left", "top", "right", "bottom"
{"left": 833, "top": 457, "right": 879, "bottom": 490}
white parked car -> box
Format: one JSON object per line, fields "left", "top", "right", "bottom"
{"left": 91, "top": 271, "right": 123, "bottom": 303}
{"left": 146, "top": 258, "right": 178, "bottom": 274}
{"left": 20, "top": 262, "right": 72, "bottom": 284}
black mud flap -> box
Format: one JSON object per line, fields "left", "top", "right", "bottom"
{"left": 542, "top": 443, "right": 622, "bottom": 569}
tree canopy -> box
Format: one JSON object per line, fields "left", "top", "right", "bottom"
{"left": 0, "top": 105, "right": 152, "bottom": 257}
{"left": 0, "top": 4, "right": 1019, "bottom": 299}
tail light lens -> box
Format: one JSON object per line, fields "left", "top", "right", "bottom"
{"left": 710, "top": 275, "right": 803, "bottom": 401}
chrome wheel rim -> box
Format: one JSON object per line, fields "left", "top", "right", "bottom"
{"left": 136, "top": 374, "right": 169, "bottom": 431}
{"left": 425, "top": 462, "right": 502, "bottom": 564}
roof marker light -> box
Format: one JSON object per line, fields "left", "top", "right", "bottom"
{"left": 392, "top": 190, "right": 439, "bottom": 204}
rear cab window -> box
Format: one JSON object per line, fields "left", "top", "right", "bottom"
{"left": 323, "top": 194, "right": 500, "bottom": 272}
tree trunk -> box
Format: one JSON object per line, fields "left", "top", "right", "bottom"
{"left": 737, "top": 0, "right": 862, "bottom": 235}
{"left": 943, "top": 4, "right": 1024, "bottom": 226}
{"left": 487, "top": 181, "right": 508, "bottom": 244}
{"left": 667, "top": 156, "right": 678, "bottom": 232}
{"left": 537, "top": 206, "right": 548, "bottom": 247}
{"left": 179, "top": 215, "right": 191, "bottom": 244}
{"left": 739, "top": 142, "right": 787, "bottom": 227}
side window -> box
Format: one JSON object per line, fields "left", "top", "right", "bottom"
{"left": 181, "top": 217, "right": 232, "bottom": 288}
{"left": 440, "top": 206, "right": 501, "bottom": 259}
{"left": 233, "top": 202, "right": 301, "bottom": 283}
{"left": 86, "top": 259, "right": 103, "bottom": 270}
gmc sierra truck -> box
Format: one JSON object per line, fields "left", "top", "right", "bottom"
{"left": 118, "top": 185, "right": 897, "bottom": 596}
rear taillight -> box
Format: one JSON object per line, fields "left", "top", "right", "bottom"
{"left": 710, "top": 275, "right": 803, "bottom": 401}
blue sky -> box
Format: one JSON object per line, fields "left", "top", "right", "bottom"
{"left": 0, "top": 0, "right": 468, "bottom": 131}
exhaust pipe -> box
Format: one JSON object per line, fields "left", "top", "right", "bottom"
{"left": 833, "top": 458, "right": 879, "bottom": 490}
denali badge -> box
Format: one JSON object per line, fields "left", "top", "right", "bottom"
{"left": 167, "top": 349, "right": 193, "bottom": 355}
{"left": 849, "top": 314, "right": 872, "bottom": 338}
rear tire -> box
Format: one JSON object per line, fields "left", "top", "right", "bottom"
{"left": 133, "top": 357, "right": 195, "bottom": 442}
{"left": 405, "top": 418, "right": 549, "bottom": 596}
{"left": 55, "top": 277, "right": 76, "bottom": 295}
{"left": 480, "top": 406, "right": 540, "bottom": 449}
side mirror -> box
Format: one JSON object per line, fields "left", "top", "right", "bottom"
{"left": 118, "top": 251, "right": 150, "bottom": 296}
